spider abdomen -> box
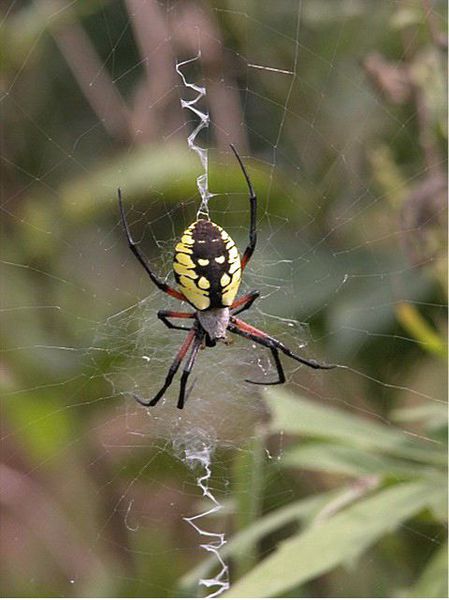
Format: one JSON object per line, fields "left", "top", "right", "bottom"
{"left": 173, "top": 219, "right": 241, "bottom": 310}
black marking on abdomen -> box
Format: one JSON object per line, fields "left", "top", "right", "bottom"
{"left": 173, "top": 219, "right": 241, "bottom": 310}
{"left": 191, "top": 221, "right": 230, "bottom": 308}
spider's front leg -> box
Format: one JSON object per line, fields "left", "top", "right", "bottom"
{"left": 118, "top": 189, "right": 187, "bottom": 302}
{"left": 230, "top": 145, "right": 257, "bottom": 271}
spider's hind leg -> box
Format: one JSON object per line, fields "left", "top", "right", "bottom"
{"left": 228, "top": 317, "right": 335, "bottom": 386}
{"left": 245, "top": 347, "right": 285, "bottom": 385}
{"left": 228, "top": 324, "right": 286, "bottom": 385}
{"left": 178, "top": 335, "right": 202, "bottom": 409}
{"left": 134, "top": 328, "right": 196, "bottom": 407}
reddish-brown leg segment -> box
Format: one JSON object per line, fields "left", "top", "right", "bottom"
{"left": 157, "top": 310, "right": 195, "bottom": 331}
{"left": 229, "top": 317, "right": 335, "bottom": 379}
{"left": 231, "top": 291, "right": 260, "bottom": 316}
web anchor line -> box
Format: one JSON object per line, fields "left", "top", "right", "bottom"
{"left": 182, "top": 445, "right": 230, "bottom": 598}
{"left": 176, "top": 52, "right": 212, "bottom": 220}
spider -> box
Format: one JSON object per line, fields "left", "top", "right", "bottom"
{"left": 118, "top": 145, "right": 335, "bottom": 409}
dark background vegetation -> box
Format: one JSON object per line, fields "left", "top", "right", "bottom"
{"left": 1, "top": 0, "right": 447, "bottom": 597}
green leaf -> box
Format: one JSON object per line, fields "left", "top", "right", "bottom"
{"left": 267, "top": 390, "right": 445, "bottom": 465}
{"left": 232, "top": 435, "right": 266, "bottom": 577}
{"left": 409, "top": 542, "right": 448, "bottom": 598}
{"left": 283, "top": 442, "right": 440, "bottom": 479}
{"left": 60, "top": 143, "right": 198, "bottom": 220}
{"left": 395, "top": 303, "right": 448, "bottom": 358}
{"left": 392, "top": 403, "right": 448, "bottom": 431}
{"left": 225, "top": 481, "right": 445, "bottom": 598}
{"left": 268, "top": 389, "right": 402, "bottom": 448}
{"left": 55, "top": 142, "right": 298, "bottom": 223}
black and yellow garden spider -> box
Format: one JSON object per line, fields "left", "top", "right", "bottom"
{"left": 119, "top": 145, "right": 335, "bottom": 409}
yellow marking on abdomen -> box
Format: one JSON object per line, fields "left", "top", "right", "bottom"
{"left": 198, "top": 276, "right": 210, "bottom": 289}
{"left": 176, "top": 242, "right": 192, "bottom": 254}
{"left": 198, "top": 258, "right": 209, "bottom": 266}
{"left": 215, "top": 256, "right": 225, "bottom": 264}
{"left": 174, "top": 262, "right": 197, "bottom": 278}
{"left": 176, "top": 253, "right": 195, "bottom": 268}
{"left": 228, "top": 246, "right": 239, "bottom": 261}
{"left": 229, "top": 260, "right": 240, "bottom": 274}
{"left": 179, "top": 275, "right": 201, "bottom": 289}
{"left": 179, "top": 275, "right": 210, "bottom": 310}
{"left": 182, "top": 234, "right": 194, "bottom": 245}
{"left": 221, "top": 268, "right": 241, "bottom": 305}
{"left": 186, "top": 292, "right": 210, "bottom": 311}
{"left": 220, "top": 273, "right": 231, "bottom": 287}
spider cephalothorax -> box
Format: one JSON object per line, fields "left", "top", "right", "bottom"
{"left": 119, "top": 145, "right": 334, "bottom": 409}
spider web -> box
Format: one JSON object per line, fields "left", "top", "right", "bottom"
{"left": 1, "top": 0, "right": 447, "bottom": 597}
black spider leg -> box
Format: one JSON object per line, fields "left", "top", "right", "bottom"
{"left": 134, "top": 328, "right": 196, "bottom": 407}
{"left": 228, "top": 318, "right": 336, "bottom": 385}
{"left": 183, "top": 375, "right": 198, "bottom": 407}
{"left": 230, "top": 145, "right": 257, "bottom": 270}
{"left": 158, "top": 310, "right": 196, "bottom": 331}
{"left": 178, "top": 333, "right": 203, "bottom": 409}
{"left": 227, "top": 323, "right": 285, "bottom": 385}
{"left": 231, "top": 290, "right": 260, "bottom": 317}
{"left": 118, "top": 189, "right": 186, "bottom": 302}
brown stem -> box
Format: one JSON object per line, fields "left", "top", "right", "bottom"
{"left": 125, "top": 0, "right": 184, "bottom": 143}
{"left": 43, "top": 0, "right": 131, "bottom": 141}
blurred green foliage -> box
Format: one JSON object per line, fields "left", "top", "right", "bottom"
{"left": 1, "top": 0, "right": 447, "bottom": 597}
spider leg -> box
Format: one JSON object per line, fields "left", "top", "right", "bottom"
{"left": 227, "top": 323, "right": 285, "bottom": 385}
{"left": 230, "top": 145, "right": 257, "bottom": 271}
{"left": 118, "top": 189, "right": 186, "bottom": 302}
{"left": 231, "top": 290, "right": 260, "bottom": 316}
{"left": 228, "top": 317, "right": 335, "bottom": 384}
{"left": 246, "top": 345, "right": 285, "bottom": 385}
{"left": 248, "top": 347, "right": 285, "bottom": 385}
{"left": 177, "top": 334, "right": 203, "bottom": 409}
{"left": 158, "top": 310, "right": 196, "bottom": 331}
{"left": 134, "top": 328, "right": 196, "bottom": 407}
